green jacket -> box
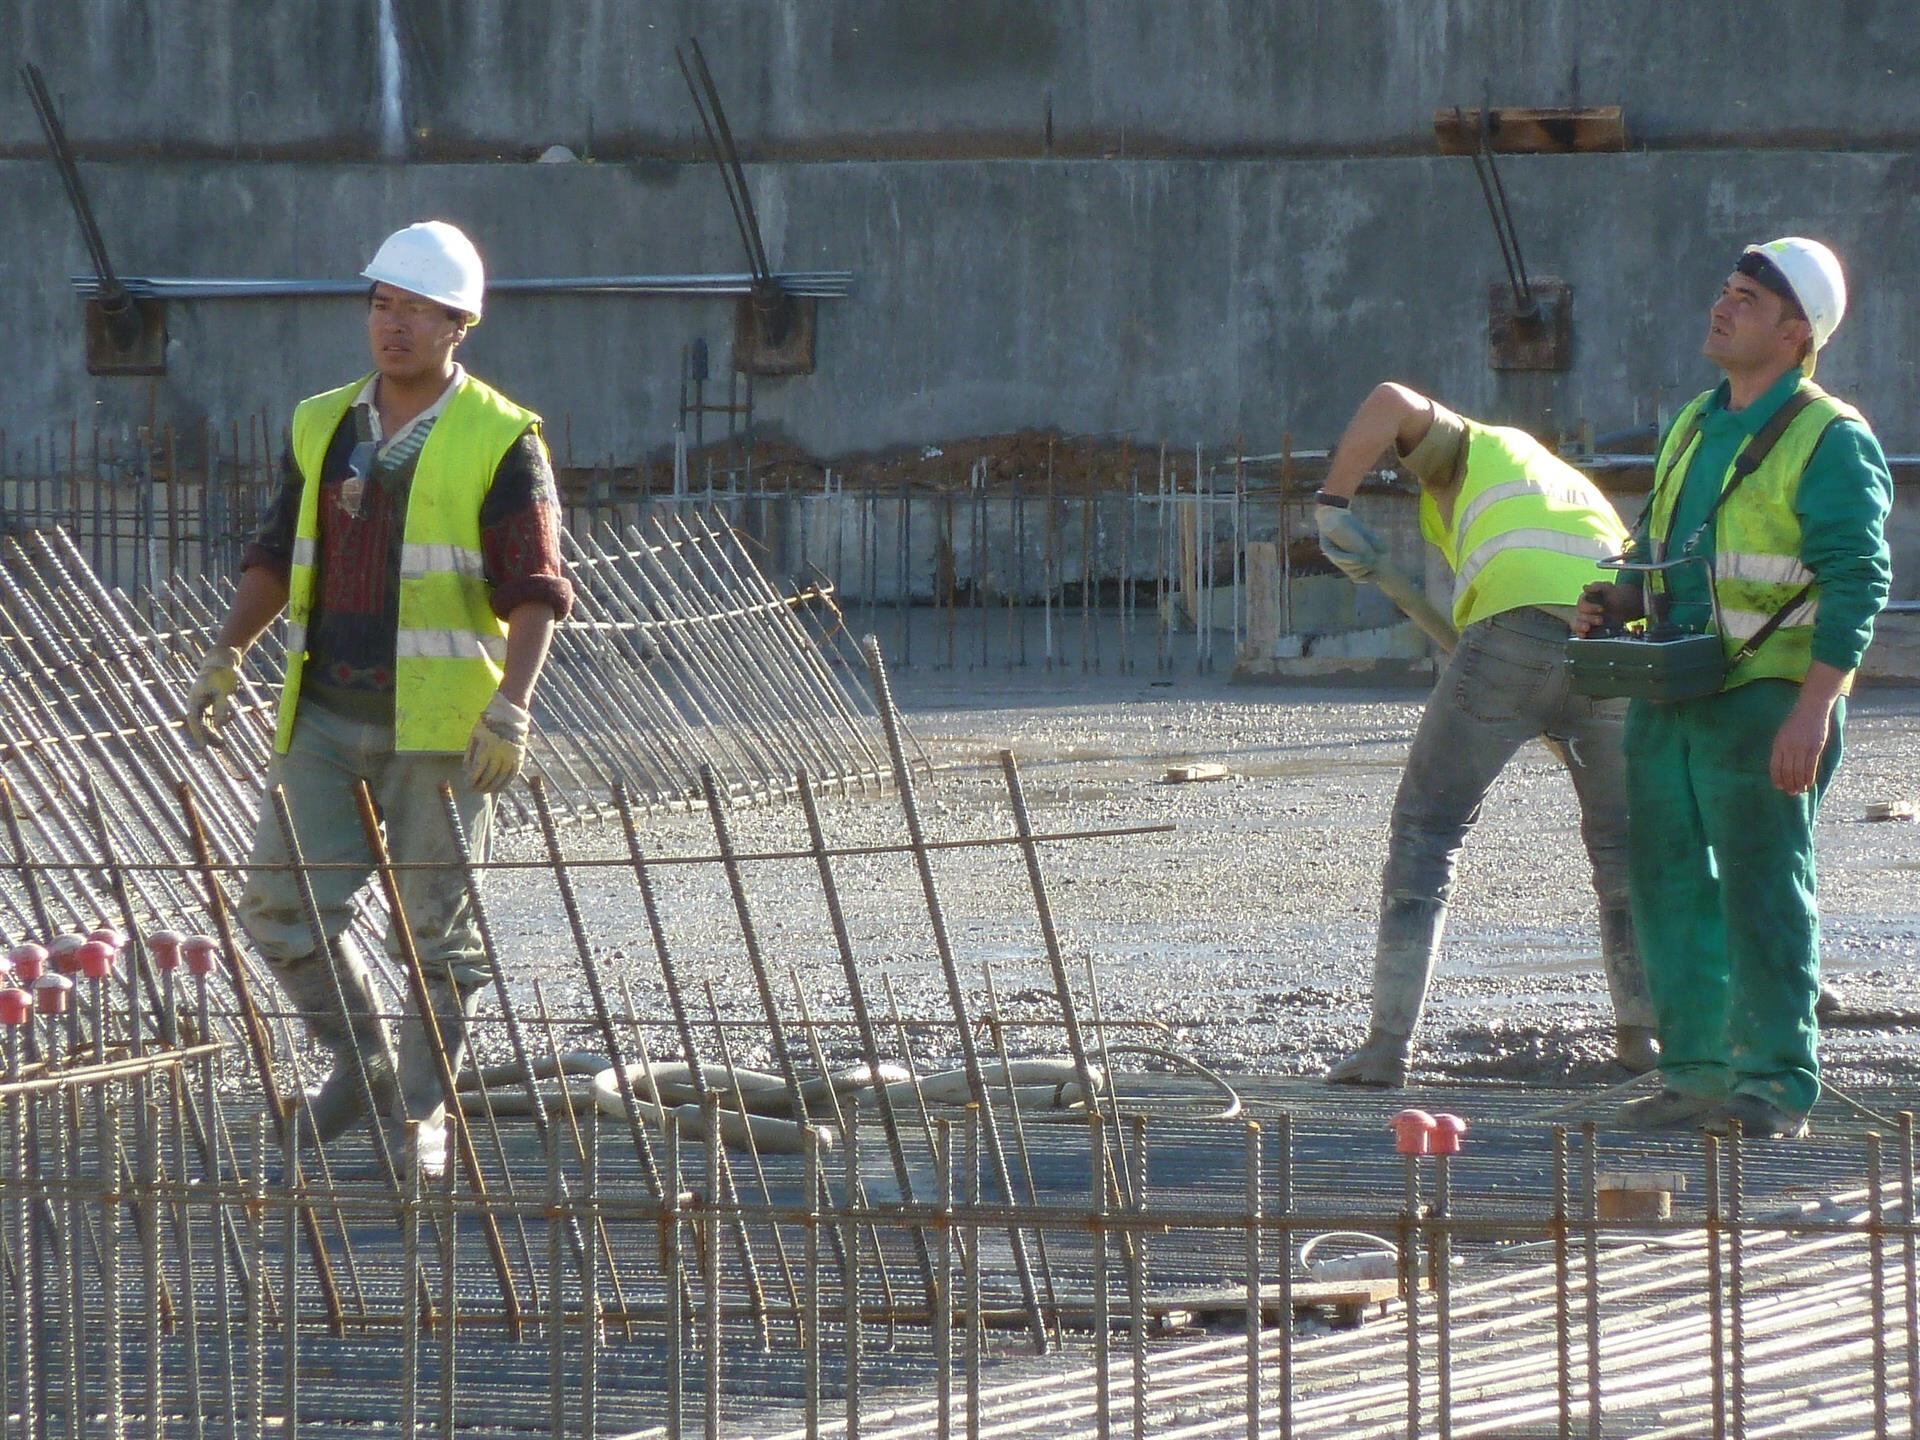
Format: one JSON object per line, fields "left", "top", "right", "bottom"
{"left": 1631, "top": 367, "right": 1892, "bottom": 679}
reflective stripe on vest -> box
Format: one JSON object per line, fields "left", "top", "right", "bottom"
{"left": 1646, "top": 381, "right": 1856, "bottom": 688}
{"left": 400, "top": 542, "right": 486, "bottom": 582}
{"left": 1722, "top": 597, "right": 1818, "bottom": 643}
{"left": 396, "top": 628, "right": 508, "bottom": 662}
{"left": 1453, "top": 526, "right": 1617, "bottom": 605}
{"left": 279, "top": 372, "right": 541, "bottom": 753}
{"left": 1420, "top": 419, "right": 1629, "bottom": 630}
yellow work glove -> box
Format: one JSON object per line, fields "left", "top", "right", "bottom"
{"left": 464, "top": 692, "right": 532, "bottom": 793}
{"left": 183, "top": 645, "right": 243, "bottom": 748}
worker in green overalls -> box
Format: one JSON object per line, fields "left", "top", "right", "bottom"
{"left": 1577, "top": 237, "right": 1892, "bottom": 1139}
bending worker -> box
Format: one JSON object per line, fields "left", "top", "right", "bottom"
{"left": 1317, "top": 383, "right": 1656, "bottom": 1086}
{"left": 183, "top": 220, "right": 573, "bottom": 1175}
{"left": 1577, "top": 237, "right": 1891, "bottom": 1140}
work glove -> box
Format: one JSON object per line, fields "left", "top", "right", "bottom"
{"left": 1315, "top": 503, "right": 1384, "bottom": 583}
{"left": 183, "top": 645, "right": 243, "bottom": 748}
{"left": 464, "top": 692, "right": 532, "bottom": 794}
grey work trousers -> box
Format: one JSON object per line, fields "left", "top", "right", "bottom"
{"left": 238, "top": 702, "right": 495, "bottom": 991}
{"left": 1383, "top": 606, "right": 1648, "bottom": 1023}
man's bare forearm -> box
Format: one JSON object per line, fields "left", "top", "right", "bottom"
{"left": 497, "top": 602, "right": 558, "bottom": 709}
{"left": 216, "top": 566, "right": 291, "bottom": 651}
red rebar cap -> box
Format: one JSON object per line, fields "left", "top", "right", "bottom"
{"left": 87, "top": 927, "right": 123, "bottom": 951}
{"left": 147, "top": 931, "right": 183, "bottom": 972}
{"left": 48, "top": 935, "right": 85, "bottom": 973}
{"left": 1390, "top": 1108, "right": 1438, "bottom": 1156}
{"left": 77, "top": 940, "right": 114, "bottom": 980}
{"left": 1430, "top": 1113, "right": 1469, "bottom": 1156}
{"left": 9, "top": 944, "right": 47, "bottom": 983}
{"left": 0, "top": 988, "right": 30, "bottom": 1026}
{"left": 182, "top": 937, "right": 218, "bottom": 976}
{"left": 33, "top": 973, "right": 72, "bottom": 1014}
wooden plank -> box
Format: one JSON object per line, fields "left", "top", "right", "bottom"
{"left": 1162, "top": 1278, "right": 1404, "bottom": 1328}
{"left": 1434, "top": 105, "right": 1628, "bottom": 155}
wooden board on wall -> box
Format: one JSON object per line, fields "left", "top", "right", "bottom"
{"left": 1434, "top": 106, "right": 1628, "bottom": 155}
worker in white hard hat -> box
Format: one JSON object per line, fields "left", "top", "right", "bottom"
{"left": 1314, "top": 383, "right": 1656, "bottom": 1087}
{"left": 1576, "top": 237, "right": 1893, "bottom": 1139}
{"left": 183, "top": 220, "right": 572, "bottom": 1175}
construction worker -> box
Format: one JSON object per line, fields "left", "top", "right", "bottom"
{"left": 1316, "top": 382, "right": 1657, "bottom": 1086}
{"left": 1577, "top": 237, "right": 1891, "bottom": 1139}
{"left": 182, "top": 220, "right": 572, "bottom": 1174}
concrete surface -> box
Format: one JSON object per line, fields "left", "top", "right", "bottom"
{"left": 476, "top": 639, "right": 1920, "bottom": 1113}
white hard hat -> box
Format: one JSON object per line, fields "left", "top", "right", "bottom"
{"left": 1740, "top": 236, "right": 1846, "bottom": 354}
{"left": 361, "top": 220, "right": 486, "bottom": 322}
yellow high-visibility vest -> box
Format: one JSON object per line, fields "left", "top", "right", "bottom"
{"left": 1419, "top": 420, "right": 1628, "bottom": 630}
{"left": 1647, "top": 380, "right": 1857, "bottom": 688}
{"left": 279, "top": 372, "right": 540, "bottom": 752}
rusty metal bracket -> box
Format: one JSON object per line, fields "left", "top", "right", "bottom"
{"left": 1453, "top": 101, "right": 1571, "bottom": 372}
{"left": 1489, "top": 277, "right": 1572, "bottom": 372}
{"left": 677, "top": 37, "right": 818, "bottom": 377}
{"left": 19, "top": 62, "right": 166, "bottom": 376}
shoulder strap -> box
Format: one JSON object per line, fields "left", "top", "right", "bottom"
{"left": 1722, "top": 384, "right": 1846, "bottom": 667}
{"left": 1671, "top": 383, "right": 1824, "bottom": 554}
{"left": 1700, "top": 383, "right": 1824, "bottom": 519}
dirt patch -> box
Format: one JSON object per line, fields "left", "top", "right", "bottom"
{"left": 582, "top": 429, "right": 1341, "bottom": 497}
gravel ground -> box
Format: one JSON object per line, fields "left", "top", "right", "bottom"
{"left": 480, "top": 647, "right": 1920, "bottom": 1101}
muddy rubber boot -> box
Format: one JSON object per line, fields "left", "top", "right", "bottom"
{"left": 1617, "top": 1088, "right": 1716, "bottom": 1131}
{"left": 1597, "top": 903, "right": 1656, "bottom": 1030}
{"left": 1326, "top": 896, "right": 1445, "bottom": 1088}
{"left": 274, "top": 938, "right": 397, "bottom": 1143}
{"left": 1613, "top": 1025, "right": 1660, "bottom": 1074}
{"left": 1815, "top": 982, "right": 1843, "bottom": 1022}
{"left": 388, "top": 978, "right": 484, "bottom": 1181}
{"left": 1326, "top": 1027, "right": 1412, "bottom": 1087}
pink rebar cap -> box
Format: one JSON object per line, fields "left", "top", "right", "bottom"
{"left": 182, "top": 936, "right": 218, "bottom": 977}
{"left": 1390, "top": 1108, "right": 1438, "bottom": 1157}
{"left": 48, "top": 935, "right": 85, "bottom": 974}
{"left": 87, "top": 927, "right": 124, "bottom": 950}
{"left": 1430, "top": 1113, "right": 1469, "bottom": 1157}
{"left": 9, "top": 944, "right": 48, "bottom": 983}
{"left": 77, "top": 941, "right": 115, "bottom": 981}
{"left": 33, "top": 973, "right": 72, "bottom": 1015}
{"left": 0, "top": 988, "right": 30, "bottom": 1026}
{"left": 147, "top": 931, "right": 183, "bottom": 972}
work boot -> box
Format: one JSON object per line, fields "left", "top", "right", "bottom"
{"left": 1613, "top": 1025, "right": 1660, "bottom": 1075}
{"left": 1326, "top": 1028, "right": 1411, "bottom": 1087}
{"left": 272, "top": 937, "right": 399, "bottom": 1143}
{"left": 385, "top": 1118, "right": 450, "bottom": 1184}
{"left": 1706, "top": 1093, "right": 1809, "bottom": 1140}
{"left": 1616, "top": 1088, "right": 1716, "bottom": 1132}
{"left": 1815, "top": 982, "right": 1843, "bottom": 1022}
{"left": 1326, "top": 895, "right": 1445, "bottom": 1087}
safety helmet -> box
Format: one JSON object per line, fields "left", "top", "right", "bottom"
{"left": 1740, "top": 236, "right": 1846, "bottom": 355}
{"left": 361, "top": 220, "right": 486, "bottom": 322}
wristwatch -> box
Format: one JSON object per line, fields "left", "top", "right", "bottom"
{"left": 1313, "top": 490, "right": 1351, "bottom": 509}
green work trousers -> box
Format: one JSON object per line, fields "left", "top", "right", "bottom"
{"left": 1624, "top": 679, "right": 1843, "bottom": 1116}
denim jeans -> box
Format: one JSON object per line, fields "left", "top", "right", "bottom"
{"left": 238, "top": 702, "right": 495, "bottom": 989}
{"left": 1386, "top": 606, "right": 1634, "bottom": 951}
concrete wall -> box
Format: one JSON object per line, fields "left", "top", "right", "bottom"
{"left": 3, "top": 2, "right": 1917, "bottom": 516}
{"left": 8, "top": 2, "right": 1918, "bottom": 158}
